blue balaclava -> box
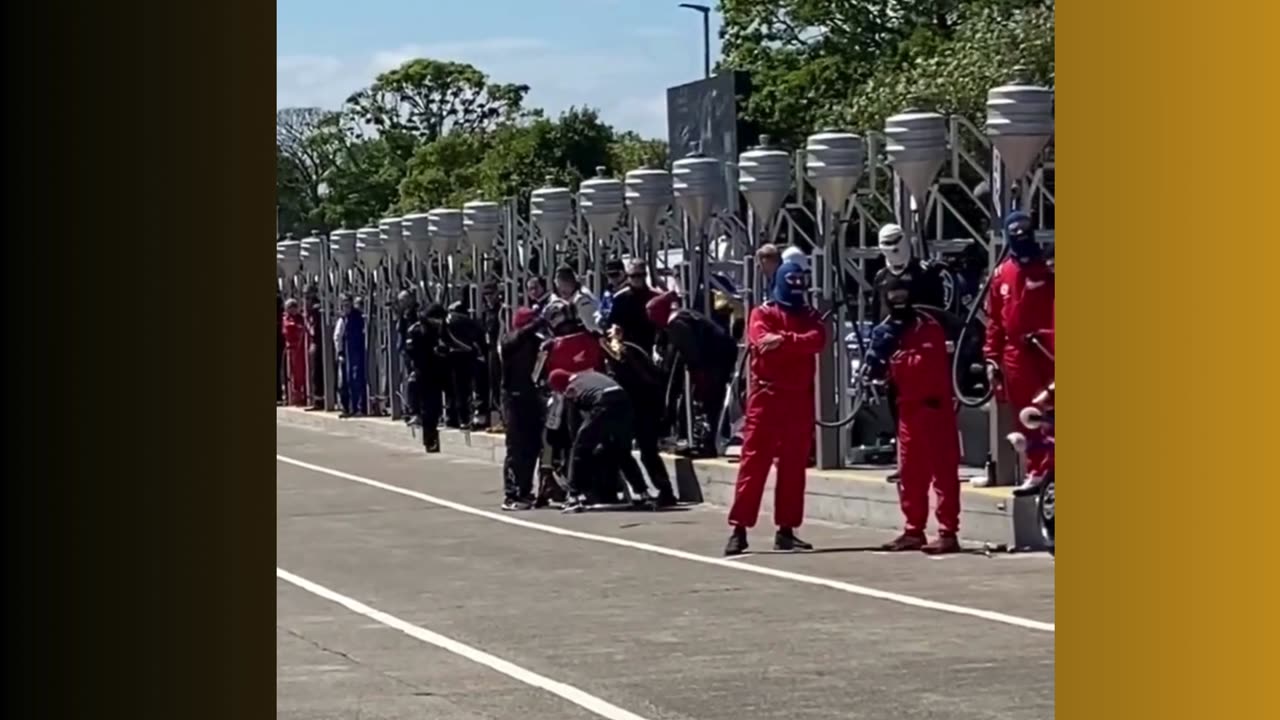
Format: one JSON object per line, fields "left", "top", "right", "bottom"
{"left": 1004, "top": 211, "right": 1039, "bottom": 263}
{"left": 771, "top": 261, "right": 809, "bottom": 312}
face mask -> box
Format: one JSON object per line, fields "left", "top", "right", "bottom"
{"left": 1004, "top": 212, "right": 1039, "bottom": 262}
{"left": 878, "top": 224, "right": 911, "bottom": 274}
{"left": 771, "top": 262, "right": 810, "bottom": 311}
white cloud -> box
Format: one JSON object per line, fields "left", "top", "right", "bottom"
{"left": 277, "top": 37, "right": 672, "bottom": 138}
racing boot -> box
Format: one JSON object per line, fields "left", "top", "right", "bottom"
{"left": 723, "top": 526, "right": 749, "bottom": 556}
{"left": 774, "top": 528, "right": 814, "bottom": 552}
{"left": 922, "top": 533, "right": 961, "bottom": 555}
{"left": 881, "top": 532, "right": 926, "bottom": 552}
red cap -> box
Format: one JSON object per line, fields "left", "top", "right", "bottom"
{"left": 548, "top": 368, "right": 572, "bottom": 394}
{"left": 513, "top": 306, "right": 537, "bottom": 330}
{"left": 645, "top": 291, "right": 678, "bottom": 329}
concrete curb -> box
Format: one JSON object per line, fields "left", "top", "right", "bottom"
{"left": 277, "top": 407, "right": 1044, "bottom": 549}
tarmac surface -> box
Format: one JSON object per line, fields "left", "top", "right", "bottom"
{"left": 277, "top": 422, "right": 1055, "bottom": 719}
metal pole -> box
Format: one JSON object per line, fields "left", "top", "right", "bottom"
{"left": 988, "top": 146, "right": 1017, "bottom": 487}
{"left": 319, "top": 233, "right": 337, "bottom": 411}
{"left": 814, "top": 195, "right": 842, "bottom": 469}
{"left": 678, "top": 4, "right": 712, "bottom": 79}
{"left": 702, "top": 11, "right": 711, "bottom": 78}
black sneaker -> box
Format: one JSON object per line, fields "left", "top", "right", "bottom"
{"left": 654, "top": 493, "right": 678, "bottom": 509}
{"left": 774, "top": 528, "right": 814, "bottom": 552}
{"left": 887, "top": 470, "right": 901, "bottom": 483}
{"left": 501, "top": 498, "right": 532, "bottom": 511}
{"left": 561, "top": 497, "right": 586, "bottom": 514}
{"left": 724, "top": 527, "right": 749, "bottom": 556}
{"left": 631, "top": 497, "right": 656, "bottom": 511}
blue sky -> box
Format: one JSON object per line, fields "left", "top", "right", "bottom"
{"left": 277, "top": 0, "right": 724, "bottom": 140}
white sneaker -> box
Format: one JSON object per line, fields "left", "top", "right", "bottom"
{"left": 970, "top": 474, "right": 992, "bottom": 488}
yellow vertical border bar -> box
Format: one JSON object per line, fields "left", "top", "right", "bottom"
{"left": 1062, "top": 0, "right": 1280, "bottom": 717}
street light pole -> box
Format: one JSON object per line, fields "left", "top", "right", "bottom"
{"left": 678, "top": 3, "right": 712, "bottom": 79}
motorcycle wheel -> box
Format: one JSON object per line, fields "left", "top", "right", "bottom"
{"left": 1038, "top": 472, "right": 1055, "bottom": 557}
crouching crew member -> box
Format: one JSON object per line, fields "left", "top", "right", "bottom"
{"left": 547, "top": 369, "right": 646, "bottom": 513}
{"left": 601, "top": 324, "right": 678, "bottom": 507}
{"left": 534, "top": 301, "right": 604, "bottom": 506}
{"left": 646, "top": 290, "right": 739, "bottom": 458}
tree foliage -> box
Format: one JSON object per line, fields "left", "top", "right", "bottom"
{"left": 276, "top": 58, "right": 670, "bottom": 236}
{"left": 276, "top": 107, "right": 345, "bottom": 234}
{"left": 718, "top": 0, "right": 1055, "bottom": 146}
{"left": 345, "top": 58, "right": 530, "bottom": 142}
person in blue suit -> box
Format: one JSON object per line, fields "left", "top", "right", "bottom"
{"left": 335, "top": 294, "right": 368, "bottom": 417}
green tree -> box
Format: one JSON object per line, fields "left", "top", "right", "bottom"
{"left": 345, "top": 58, "right": 530, "bottom": 142}
{"left": 276, "top": 107, "right": 346, "bottom": 235}
{"left": 831, "top": 1, "right": 1054, "bottom": 132}
{"left": 397, "top": 131, "right": 491, "bottom": 211}
{"left": 718, "top": 0, "right": 1054, "bottom": 145}
{"left": 317, "top": 130, "right": 418, "bottom": 230}
{"left": 608, "top": 131, "right": 670, "bottom": 172}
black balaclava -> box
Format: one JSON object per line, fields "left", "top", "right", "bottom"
{"left": 882, "top": 273, "right": 915, "bottom": 322}
{"left": 1004, "top": 211, "right": 1039, "bottom": 263}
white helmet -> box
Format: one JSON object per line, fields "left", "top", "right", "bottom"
{"left": 878, "top": 224, "right": 911, "bottom": 274}
{"left": 781, "top": 245, "right": 809, "bottom": 269}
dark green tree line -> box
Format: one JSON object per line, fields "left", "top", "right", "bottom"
{"left": 276, "top": 59, "right": 670, "bottom": 238}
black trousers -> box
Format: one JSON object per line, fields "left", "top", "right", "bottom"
{"left": 309, "top": 345, "right": 324, "bottom": 406}
{"left": 567, "top": 401, "right": 645, "bottom": 501}
{"left": 695, "top": 354, "right": 736, "bottom": 453}
{"left": 408, "top": 370, "right": 443, "bottom": 451}
{"left": 485, "top": 349, "right": 501, "bottom": 417}
{"left": 445, "top": 353, "right": 475, "bottom": 426}
{"left": 473, "top": 355, "right": 491, "bottom": 422}
{"left": 633, "top": 397, "right": 674, "bottom": 498}
{"left": 502, "top": 392, "right": 544, "bottom": 501}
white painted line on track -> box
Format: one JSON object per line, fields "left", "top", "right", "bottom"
{"left": 277, "top": 568, "right": 654, "bottom": 720}
{"left": 277, "top": 454, "right": 1055, "bottom": 634}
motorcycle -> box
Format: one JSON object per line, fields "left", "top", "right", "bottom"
{"left": 1007, "top": 380, "right": 1055, "bottom": 556}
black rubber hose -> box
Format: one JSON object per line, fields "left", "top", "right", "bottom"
{"left": 813, "top": 304, "right": 873, "bottom": 429}
{"left": 952, "top": 246, "right": 1009, "bottom": 408}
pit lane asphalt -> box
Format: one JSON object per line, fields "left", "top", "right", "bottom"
{"left": 277, "top": 423, "right": 1055, "bottom": 720}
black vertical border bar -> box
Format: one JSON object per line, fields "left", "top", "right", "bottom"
{"left": 5, "top": 0, "right": 276, "bottom": 717}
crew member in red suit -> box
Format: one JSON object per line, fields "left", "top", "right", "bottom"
{"left": 282, "top": 299, "right": 309, "bottom": 406}
{"left": 723, "top": 260, "right": 827, "bottom": 556}
{"left": 984, "top": 211, "right": 1055, "bottom": 495}
{"left": 864, "top": 275, "right": 962, "bottom": 554}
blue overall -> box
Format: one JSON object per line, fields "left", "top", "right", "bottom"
{"left": 341, "top": 310, "right": 368, "bottom": 415}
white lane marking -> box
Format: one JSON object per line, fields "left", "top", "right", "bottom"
{"left": 277, "top": 568, "right": 654, "bottom": 720}
{"left": 277, "top": 455, "right": 1055, "bottom": 634}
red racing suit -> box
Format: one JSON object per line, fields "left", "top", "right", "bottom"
{"left": 727, "top": 303, "right": 827, "bottom": 530}
{"left": 888, "top": 313, "right": 961, "bottom": 537}
{"left": 984, "top": 257, "right": 1055, "bottom": 480}
{"left": 282, "top": 312, "right": 309, "bottom": 406}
